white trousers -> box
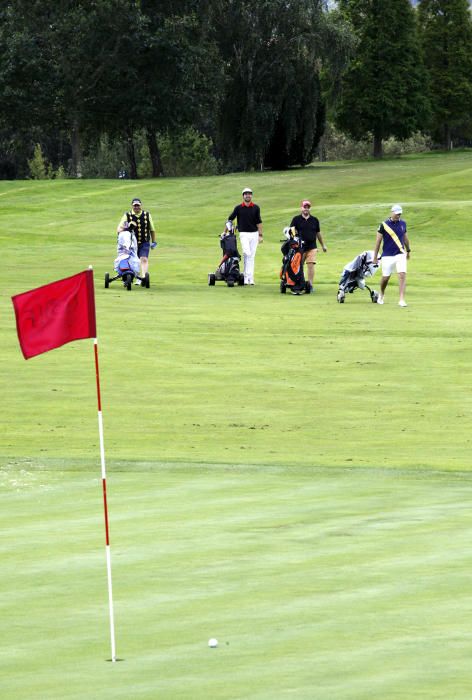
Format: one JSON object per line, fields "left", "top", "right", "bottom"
{"left": 239, "top": 231, "right": 259, "bottom": 283}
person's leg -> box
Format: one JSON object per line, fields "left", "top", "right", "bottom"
{"left": 239, "top": 232, "right": 252, "bottom": 283}
{"left": 380, "top": 276, "right": 390, "bottom": 294}
{"left": 304, "top": 249, "right": 317, "bottom": 289}
{"left": 398, "top": 272, "right": 406, "bottom": 303}
{"left": 396, "top": 255, "right": 407, "bottom": 305}
{"left": 378, "top": 256, "right": 395, "bottom": 302}
{"left": 377, "top": 275, "right": 390, "bottom": 303}
{"left": 307, "top": 263, "right": 315, "bottom": 285}
{"left": 136, "top": 242, "right": 151, "bottom": 284}
{"left": 247, "top": 232, "right": 259, "bottom": 283}
{"left": 240, "top": 231, "right": 258, "bottom": 283}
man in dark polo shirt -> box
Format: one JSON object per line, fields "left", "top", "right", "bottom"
{"left": 227, "top": 187, "right": 263, "bottom": 285}
{"left": 290, "top": 199, "right": 327, "bottom": 293}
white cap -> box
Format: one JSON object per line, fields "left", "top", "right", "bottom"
{"left": 391, "top": 204, "right": 402, "bottom": 214}
{"left": 242, "top": 187, "right": 252, "bottom": 195}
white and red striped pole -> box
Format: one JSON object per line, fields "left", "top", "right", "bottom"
{"left": 93, "top": 335, "right": 117, "bottom": 662}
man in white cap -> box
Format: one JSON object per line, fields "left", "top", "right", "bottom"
{"left": 227, "top": 187, "right": 263, "bottom": 285}
{"left": 373, "top": 204, "right": 411, "bottom": 307}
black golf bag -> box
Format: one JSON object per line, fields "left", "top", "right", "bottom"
{"left": 337, "top": 250, "right": 379, "bottom": 303}
{"left": 280, "top": 228, "right": 310, "bottom": 295}
{"left": 208, "top": 228, "right": 244, "bottom": 287}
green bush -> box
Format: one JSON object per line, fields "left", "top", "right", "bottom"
{"left": 80, "top": 128, "right": 219, "bottom": 178}
{"left": 317, "top": 123, "right": 432, "bottom": 161}
{"left": 383, "top": 132, "right": 432, "bottom": 156}
{"left": 28, "top": 144, "right": 53, "bottom": 179}
{"left": 139, "top": 128, "right": 220, "bottom": 177}
{"left": 54, "top": 165, "right": 67, "bottom": 179}
{"left": 317, "top": 124, "right": 371, "bottom": 161}
{"left": 81, "top": 136, "right": 129, "bottom": 178}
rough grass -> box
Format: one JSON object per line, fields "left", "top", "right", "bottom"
{"left": 2, "top": 151, "right": 472, "bottom": 698}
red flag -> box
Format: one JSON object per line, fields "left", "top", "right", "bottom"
{"left": 12, "top": 270, "right": 97, "bottom": 359}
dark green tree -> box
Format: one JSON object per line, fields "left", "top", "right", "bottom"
{"left": 0, "top": 0, "right": 220, "bottom": 178}
{"left": 0, "top": 2, "right": 61, "bottom": 176}
{"left": 336, "top": 0, "right": 430, "bottom": 158}
{"left": 49, "top": 0, "right": 144, "bottom": 176}
{"left": 127, "top": 1, "right": 221, "bottom": 176}
{"left": 0, "top": 0, "right": 144, "bottom": 177}
{"left": 418, "top": 0, "right": 472, "bottom": 149}
{"left": 211, "top": 0, "right": 335, "bottom": 170}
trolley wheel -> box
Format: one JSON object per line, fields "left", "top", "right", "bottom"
{"left": 280, "top": 281, "right": 287, "bottom": 294}
{"left": 239, "top": 274, "right": 245, "bottom": 286}
{"left": 371, "top": 290, "right": 379, "bottom": 303}
{"left": 208, "top": 273, "right": 216, "bottom": 286}
{"left": 126, "top": 274, "right": 132, "bottom": 291}
{"left": 227, "top": 279, "right": 235, "bottom": 287}
{"left": 337, "top": 290, "right": 345, "bottom": 303}
{"left": 105, "top": 273, "right": 110, "bottom": 289}
{"left": 144, "top": 272, "right": 150, "bottom": 289}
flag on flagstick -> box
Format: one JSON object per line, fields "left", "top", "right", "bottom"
{"left": 12, "top": 270, "right": 96, "bottom": 359}
{"left": 12, "top": 269, "right": 117, "bottom": 663}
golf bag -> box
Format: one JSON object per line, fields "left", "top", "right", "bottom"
{"left": 337, "top": 250, "right": 379, "bottom": 303}
{"left": 104, "top": 225, "right": 150, "bottom": 291}
{"left": 208, "top": 223, "right": 244, "bottom": 287}
{"left": 114, "top": 229, "right": 140, "bottom": 275}
{"left": 280, "top": 227, "right": 310, "bottom": 295}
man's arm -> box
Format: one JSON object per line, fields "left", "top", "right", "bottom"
{"left": 117, "top": 213, "right": 127, "bottom": 233}
{"left": 373, "top": 231, "right": 383, "bottom": 264}
{"left": 316, "top": 230, "right": 327, "bottom": 252}
{"left": 404, "top": 233, "right": 411, "bottom": 258}
{"left": 227, "top": 206, "right": 238, "bottom": 223}
{"left": 148, "top": 213, "right": 156, "bottom": 243}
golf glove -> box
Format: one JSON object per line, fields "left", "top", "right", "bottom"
{"left": 151, "top": 242, "right": 157, "bottom": 249}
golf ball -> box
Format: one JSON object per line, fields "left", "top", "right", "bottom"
{"left": 208, "top": 638, "right": 218, "bottom": 648}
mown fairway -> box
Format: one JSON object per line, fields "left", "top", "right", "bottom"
{"left": 2, "top": 152, "right": 472, "bottom": 698}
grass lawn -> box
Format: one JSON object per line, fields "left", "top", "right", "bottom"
{"left": 1, "top": 151, "right": 472, "bottom": 698}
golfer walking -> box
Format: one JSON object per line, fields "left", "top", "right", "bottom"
{"left": 373, "top": 204, "right": 411, "bottom": 307}
{"left": 118, "top": 198, "right": 157, "bottom": 285}
{"left": 227, "top": 187, "right": 263, "bottom": 285}
{"left": 289, "top": 199, "right": 327, "bottom": 293}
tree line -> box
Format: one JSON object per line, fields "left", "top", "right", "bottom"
{"left": 1, "top": 0, "right": 471, "bottom": 179}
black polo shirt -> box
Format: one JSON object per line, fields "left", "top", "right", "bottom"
{"left": 228, "top": 203, "right": 262, "bottom": 232}
{"left": 290, "top": 214, "right": 320, "bottom": 251}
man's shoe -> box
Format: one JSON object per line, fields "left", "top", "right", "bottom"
{"left": 134, "top": 279, "right": 142, "bottom": 286}
{"left": 398, "top": 300, "right": 407, "bottom": 307}
{"left": 377, "top": 295, "right": 384, "bottom": 305}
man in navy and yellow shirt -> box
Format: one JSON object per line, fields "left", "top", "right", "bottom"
{"left": 118, "top": 198, "right": 156, "bottom": 285}
{"left": 373, "top": 204, "right": 411, "bottom": 307}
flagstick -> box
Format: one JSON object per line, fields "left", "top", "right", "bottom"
{"left": 94, "top": 337, "right": 117, "bottom": 663}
